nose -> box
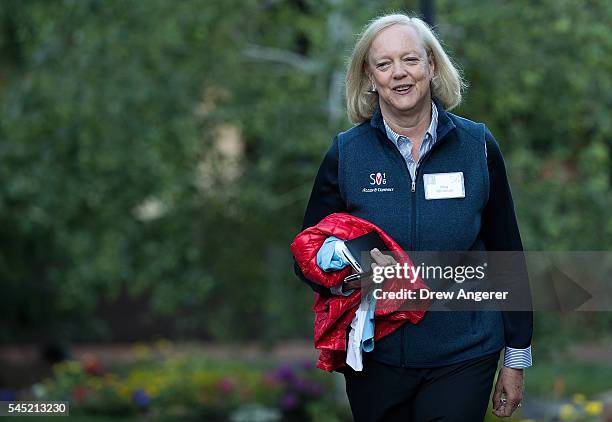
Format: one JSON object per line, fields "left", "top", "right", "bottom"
{"left": 392, "top": 61, "right": 408, "bottom": 79}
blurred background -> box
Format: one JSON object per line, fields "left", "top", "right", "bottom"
{"left": 0, "top": 0, "right": 610, "bottom": 420}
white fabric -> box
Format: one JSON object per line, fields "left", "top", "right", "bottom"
{"left": 346, "top": 293, "right": 373, "bottom": 371}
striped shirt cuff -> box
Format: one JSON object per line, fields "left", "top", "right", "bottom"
{"left": 503, "top": 345, "right": 532, "bottom": 369}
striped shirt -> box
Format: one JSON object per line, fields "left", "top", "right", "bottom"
{"left": 383, "top": 101, "right": 439, "bottom": 184}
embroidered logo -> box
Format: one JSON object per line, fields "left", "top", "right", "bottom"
{"left": 363, "top": 172, "right": 394, "bottom": 193}
{"left": 371, "top": 172, "right": 386, "bottom": 185}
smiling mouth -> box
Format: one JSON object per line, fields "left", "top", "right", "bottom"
{"left": 393, "top": 84, "right": 414, "bottom": 93}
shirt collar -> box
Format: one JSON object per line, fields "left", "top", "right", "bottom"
{"left": 383, "top": 101, "right": 439, "bottom": 146}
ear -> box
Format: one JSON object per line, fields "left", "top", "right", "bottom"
{"left": 427, "top": 50, "right": 436, "bottom": 78}
{"left": 364, "top": 62, "right": 372, "bottom": 82}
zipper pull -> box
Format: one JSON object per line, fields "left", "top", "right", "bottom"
{"left": 411, "top": 180, "right": 416, "bottom": 192}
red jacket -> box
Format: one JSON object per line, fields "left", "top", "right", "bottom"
{"left": 291, "top": 213, "right": 429, "bottom": 372}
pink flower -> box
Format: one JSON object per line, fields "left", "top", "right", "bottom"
{"left": 219, "top": 376, "right": 236, "bottom": 394}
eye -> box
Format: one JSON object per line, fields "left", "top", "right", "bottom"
{"left": 376, "top": 62, "right": 390, "bottom": 69}
{"left": 403, "top": 57, "right": 419, "bottom": 63}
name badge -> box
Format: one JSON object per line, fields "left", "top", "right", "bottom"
{"left": 423, "top": 172, "right": 465, "bottom": 200}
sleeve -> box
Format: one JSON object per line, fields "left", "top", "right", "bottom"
{"left": 293, "top": 136, "right": 348, "bottom": 296}
{"left": 480, "top": 127, "right": 534, "bottom": 354}
{"left": 503, "top": 345, "right": 533, "bottom": 368}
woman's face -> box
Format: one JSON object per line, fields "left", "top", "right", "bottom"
{"left": 366, "top": 24, "right": 435, "bottom": 118}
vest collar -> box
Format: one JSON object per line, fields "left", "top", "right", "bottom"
{"left": 370, "top": 97, "right": 456, "bottom": 141}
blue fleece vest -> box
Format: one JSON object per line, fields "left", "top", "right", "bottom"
{"left": 336, "top": 100, "right": 505, "bottom": 367}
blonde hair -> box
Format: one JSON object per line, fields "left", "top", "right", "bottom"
{"left": 345, "top": 14, "right": 466, "bottom": 124}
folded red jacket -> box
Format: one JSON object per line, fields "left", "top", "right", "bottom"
{"left": 291, "top": 213, "right": 429, "bottom": 372}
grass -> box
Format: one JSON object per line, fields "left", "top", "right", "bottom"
{"left": 525, "top": 360, "right": 612, "bottom": 397}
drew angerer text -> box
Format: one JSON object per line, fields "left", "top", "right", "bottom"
{"left": 373, "top": 288, "right": 509, "bottom": 302}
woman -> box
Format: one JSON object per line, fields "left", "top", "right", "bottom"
{"left": 295, "top": 14, "right": 532, "bottom": 421}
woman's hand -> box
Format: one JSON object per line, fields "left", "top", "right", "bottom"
{"left": 344, "top": 248, "right": 397, "bottom": 291}
{"left": 492, "top": 367, "right": 524, "bottom": 417}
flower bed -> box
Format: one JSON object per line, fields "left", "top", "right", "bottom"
{"left": 23, "top": 343, "right": 350, "bottom": 421}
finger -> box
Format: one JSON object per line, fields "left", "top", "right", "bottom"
{"left": 370, "top": 249, "right": 387, "bottom": 265}
{"left": 504, "top": 405, "right": 519, "bottom": 417}
{"left": 370, "top": 248, "right": 396, "bottom": 266}
{"left": 492, "top": 404, "right": 506, "bottom": 417}
{"left": 506, "top": 397, "right": 521, "bottom": 408}
{"left": 346, "top": 280, "right": 360, "bottom": 290}
{"left": 504, "top": 398, "right": 522, "bottom": 416}
{"left": 492, "top": 381, "right": 503, "bottom": 411}
{"left": 505, "top": 386, "right": 523, "bottom": 408}
{"left": 381, "top": 250, "right": 398, "bottom": 265}
{"left": 347, "top": 271, "right": 376, "bottom": 290}
{"left": 500, "top": 403, "right": 514, "bottom": 417}
{"left": 497, "top": 396, "right": 519, "bottom": 417}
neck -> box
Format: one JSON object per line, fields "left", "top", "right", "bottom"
{"left": 381, "top": 96, "right": 432, "bottom": 139}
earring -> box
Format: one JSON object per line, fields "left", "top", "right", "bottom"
{"left": 369, "top": 81, "right": 377, "bottom": 93}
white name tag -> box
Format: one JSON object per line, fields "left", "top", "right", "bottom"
{"left": 423, "top": 172, "right": 465, "bottom": 200}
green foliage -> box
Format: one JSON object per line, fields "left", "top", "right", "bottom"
{"left": 0, "top": 0, "right": 610, "bottom": 344}
{"left": 440, "top": 0, "right": 612, "bottom": 249}
{"left": 0, "top": 0, "right": 243, "bottom": 340}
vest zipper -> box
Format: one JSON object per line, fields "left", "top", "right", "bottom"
{"left": 377, "top": 129, "right": 449, "bottom": 368}
{"left": 404, "top": 143, "right": 444, "bottom": 367}
{"left": 383, "top": 138, "right": 414, "bottom": 369}
{"left": 411, "top": 168, "right": 418, "bottom": 252}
